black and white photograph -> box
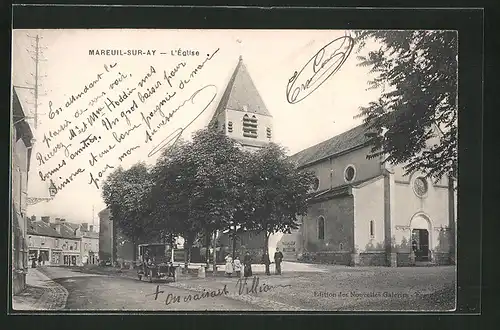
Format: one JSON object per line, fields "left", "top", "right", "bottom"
{"left": 10, "top": 28, "right": 458, "bottom": 312}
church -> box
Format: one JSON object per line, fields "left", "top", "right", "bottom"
{"left": 214, "top": 56, "right": 457, "bottom": 267}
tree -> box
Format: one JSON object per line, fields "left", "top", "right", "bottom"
{"left": 187, "top": 127, "right": 248, "bottom": 268}
{"left": 150, "top": 127, "right": 248, "bottom": 268}
{"left": 101, "top": 162, "right": 154, "bottom": 261}
{"left": 150, "top": 138, "right": 200, "bottom": 268}
{"left": 354, "top": 30, "right": 458, "bottom": 182}
{"left": 246, "top": 143, "right": 315, "bottom": 275}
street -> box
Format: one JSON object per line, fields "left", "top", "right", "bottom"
{"left": 12, "top": 263, "right": 456, "bottom": 311}
{"left": 38, "top": 266, "right": 261, "bottom": 311}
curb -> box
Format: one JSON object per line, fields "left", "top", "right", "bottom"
{"left": 13, "top": 268, "right": 69, "bottom": 310}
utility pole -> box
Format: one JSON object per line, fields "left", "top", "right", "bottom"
{"left": 15, "top": 33, "right": 48, "bottom": 130}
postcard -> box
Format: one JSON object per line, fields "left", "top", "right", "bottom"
{"left": 11, "top": 28, "right": 457, "bottom": 312}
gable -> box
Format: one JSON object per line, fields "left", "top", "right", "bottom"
{"left": 211, "top": 56, "right": 272, "bottom": 124}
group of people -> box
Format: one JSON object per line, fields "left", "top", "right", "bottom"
{"left": 224, "top": 248, "right": 284, "bottom": 277}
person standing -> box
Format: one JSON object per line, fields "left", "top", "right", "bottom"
{"left": 38, "top": 254, "right": 43, "bottom": 267}
{"left": 243, "top": 251, "right": 253, "bottom": 278}
{"left": 262, "top": 251, "right": 271, "bottom": 275}
{"left": 233, "top": 256, "right": 242, "bottom": 278}
{"left": 274, "top": 248, "right": 284, "bottom": 275}
{"left": 224, "top": 254, "right": 234, "bottom": 277}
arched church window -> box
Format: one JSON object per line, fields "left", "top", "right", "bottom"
{"left": 228, "top": 121, "right": 233, "bottom": 133}
{"left": 243, "top": 114, "right": 258, "bottom": 138}
{"left": 344, "top": 165, "right": 356, "bottom": 183}
{"left": 318, "top": 216, "right": 325, "bottom": 240}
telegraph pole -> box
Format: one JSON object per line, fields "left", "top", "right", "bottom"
{"left": 15, "top": 33, "right": 48, "bottom": 130}
{"left": 33, "top": 35, "right": 39, "bottom": 129}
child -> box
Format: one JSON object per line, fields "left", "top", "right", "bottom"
{"left": 233, "top": 256, "right": 242, "bottom": 278}
{"left": 225, "top": 254, "right": 234, "bottom": 277}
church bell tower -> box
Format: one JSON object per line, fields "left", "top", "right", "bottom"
{"left": 209, "top": 56, "right": 273, "bottom": 151}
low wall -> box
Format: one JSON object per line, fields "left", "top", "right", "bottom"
{"left": 298, "top": 251, "right": 351, "bottom": 265}
{"left": 358, "top": 252, "right": 386, "bottom": 266}
{"left": 396, "top": 252, "right": 413, "bottom": 267}
{"left": 432, "top": 252, "right": 451, "bottom": 265}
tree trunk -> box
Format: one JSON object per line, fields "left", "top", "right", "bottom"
{"left": 183, "top": 236, "right": 192, "bottom": 271}
{"left": 264, "top": 230, "right": 270, "bottom": 275}
{"left": 232, "top": 224, "right": 237, "bottom": 259}
{"left": 132, "top": 237, "right": 137, "bottom": 262}
{"left": 205, "top": 229, "right": 210, "bottom": 266}
{"left": 212, "top": 230, "right": 218, "bottom": 276}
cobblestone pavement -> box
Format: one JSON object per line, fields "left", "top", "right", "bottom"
{"left": 164, "top": 265, "right": 456, "bottom": 311}
{"left": 12, "top": 267, "right": 69, "bottom": 311}
{"left": 41, "top": 266, "right": 261, "bottom": 311}
{"left": 33, "top": 263, "right": 455, "bottom": 311}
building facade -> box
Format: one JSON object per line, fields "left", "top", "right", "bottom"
{"left": 27, "top": 217, "right": 82, "bottom": 266}
{"left": 98, "top": 208, "right": 134, "bottom": 264}
{"left": 11, "top": 89, "right": 34, "bottom": 294}
{"left": 288, "top": 124, "right": 457, "bottom": 267}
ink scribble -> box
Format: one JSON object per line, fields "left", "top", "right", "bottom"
{"left": 147, "top": 84, "right": 218, "bottom": 157}
{"left": 286, "top": 33, "right": 354, "bottom": 104}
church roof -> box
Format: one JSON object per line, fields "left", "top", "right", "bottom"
{"left": 288, "top": 124, "right": 374, "bottom": 168}
{"left": 213, "top": 56, "right": 272, "bottom": 119}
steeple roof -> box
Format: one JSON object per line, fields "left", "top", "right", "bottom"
{"left": 214, "top": 56, "right": 272, "bottom": 118}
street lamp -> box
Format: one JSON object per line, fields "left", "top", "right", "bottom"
{"left": 26, "top": 179, "right": 57, "bottom": 205}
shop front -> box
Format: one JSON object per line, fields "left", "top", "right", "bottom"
{"left": 51, "top": 249, "right": 62, "bottom": 265}
{"left": 63, "top": 252, "right": 80, "bottom": 266}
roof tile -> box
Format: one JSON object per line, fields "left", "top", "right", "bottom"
{"left": 289, "top": 124, "right": 373, "bottom": 168}
{"left": 213, "top": 57, "right": 272, "bottom": 118}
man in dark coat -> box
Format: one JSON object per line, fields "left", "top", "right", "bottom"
{"left": 262, "top": 252, "right": 271, "bottom": 275}
{"left": 243, "top": 251, "right": 252, "bottom": 277}
{"left": 274, "top": 248, "right": 284, "bottom": 275}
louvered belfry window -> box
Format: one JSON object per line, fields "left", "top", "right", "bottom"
{"left": 243, "top": 114, "right": 258, "bottom": 138}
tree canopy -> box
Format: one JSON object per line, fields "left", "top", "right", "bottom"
{"left": 102, "top": 126, "right": 314, "bottom": 265}
{"left": 354, "top": 30, "right": 458, "bottom": 182}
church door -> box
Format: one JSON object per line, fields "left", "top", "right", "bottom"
{"left": 412, "top": 229, "right": 430, "bottom": 261}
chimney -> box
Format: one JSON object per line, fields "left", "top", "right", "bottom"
{"left": 60, "top": 218, "right": 66, "bottom": 223}
{"left": 55, "top": 223, "right": 61, "bottom": 233}
{"left": 55, "top": 217, "right": 61, "bottom": 224}
{"left": 89, "top": 225, "right": 94, "bottom": 232}
{"left": 30, "top": 215, "right": 36, "bottom": 222}
{"left": 41, "top": 216, "right": 50, "bottom": 223}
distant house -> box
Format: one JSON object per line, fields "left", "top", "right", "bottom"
{"left": 27, "top": 216, "right": 100, "bottom": 266}
{"left": 98, "top": 208, "right": 134, "bottom": 264}
{"left": 27, "top": 216, "right": 81, "bottom": 266}
{"left": 76, "top": 223, "right": 99, "bottom": 265}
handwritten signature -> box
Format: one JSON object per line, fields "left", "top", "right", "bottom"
{"left": 286, "top": 33, "right": 354, "bottom": 104}
{"left": 146, "top": 276, "right": 292, "bottom": 306}
{"left": 146, "top": 84, "right": 218, "bottom": 157}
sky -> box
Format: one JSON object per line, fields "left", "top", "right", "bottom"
{"left": 12, "top": 29, "right": 382, "bottom": 224}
